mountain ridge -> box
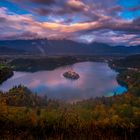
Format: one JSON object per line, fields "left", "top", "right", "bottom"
{"left": 0, "top": 39, "right": 140, "bottom": 56}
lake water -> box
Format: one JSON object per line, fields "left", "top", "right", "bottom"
{"left": 0, "top": 62, "right": 127, "bottom": 102}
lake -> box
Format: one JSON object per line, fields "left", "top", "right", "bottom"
{"left": 0, "top": 62, "right": 127, "bottom": 102}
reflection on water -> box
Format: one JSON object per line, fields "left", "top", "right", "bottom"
{"left": 0, "top": 62, "right": 127, "bottom": 102}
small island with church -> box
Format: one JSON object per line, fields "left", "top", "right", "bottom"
{"left": 63, "top": 70, "right": 80, "bottom": 80}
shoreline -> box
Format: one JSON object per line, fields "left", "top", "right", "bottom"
{"left": 1, "top": 56, "right": 130, "bottom": 99}
{"left": 0, "top": 67, "right": 14, "bottom": 84}
{"left": 0, "top": 58, "right": 128, "bottom": 98}
{"left": 0, "top": 56, "right": 140, "bottom": 139}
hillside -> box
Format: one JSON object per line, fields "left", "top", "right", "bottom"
{"left": 110, "top": 54, "right": 140, "bottom": 70}
{"left": 9, "top": 56, "right": 78, "bottom": 72}
{"left": 0, "top": 39, "right": 140, "bottom": 56}
{"left": 0, "top": 68, "right": 140, "bottom": 139}
{"left": 0, "top": 64, "right": 13, "bottom": 84}
{"left": 0, "top": 46, "right": 27, "bottom": 55}
{"left": 0, "top": 54, "right": 140, "bottom": 139}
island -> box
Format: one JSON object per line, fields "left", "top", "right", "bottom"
{"left": 0, "top": 55, "right": 140, "bottom": 140}
{"left": 63, "top": 71, "right": 80, "bottom": 80}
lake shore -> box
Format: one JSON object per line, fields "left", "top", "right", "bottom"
{"left": 0, "top": 69, "right": 140, "bottom": 140}
{"left": 0, "top": 65, "right": 13, "bottom": 84}
{"left": 0, "top": 62, "right": 126, "bottom": 101}
{"left": 0, "top": 55, "right": 140, "bottom": 139}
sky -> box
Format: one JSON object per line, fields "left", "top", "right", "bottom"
{"left": 0, "top": 0, "right": 140, "bottom": 46}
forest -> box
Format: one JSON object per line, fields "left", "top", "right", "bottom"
{"left": 8, "top": 55, "right": 111, "bottom": 72}
{"left": 9, "top": 56, "right": 77, "bottom": 72}
{"left": 0, "top": 63, "right": 13, "bottom": 84}
{"left": 0, "top": 0, "right": 140, "bottom": 139}
{"left": 109, "top": 54, "right": 140, "bottom": 71}
{"left": 0, "top": 55, "right": 140, "bottom": 139}
{"left": 0, "top": 69, "right": 140, "bottom": 139}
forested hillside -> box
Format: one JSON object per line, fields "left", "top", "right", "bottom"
{"left": 0, "top": 64, "right": 13, "bottom": 84}
{"left": 0, "top": 70, "right": 140, "bottom": 139}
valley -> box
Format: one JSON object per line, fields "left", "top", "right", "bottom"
{"left": 0, "top": 0, "right": 140, "bottom": 139}
{"left": 0, "top": 55, "right": 140, "bottom": 139}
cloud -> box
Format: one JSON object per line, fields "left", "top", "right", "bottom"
{"left": 30, "top": 0, "right": 90, "bottom": 18}
{"left": 133, "top": 17, "right": 140, "bottom": 26}
{"left": 1, "top": 0, "right": 140, "bottom": 46}
{"left": 128, "top": 5, "right": 140, "bottom": 11}
{"left": 13, "top": 0, "right": 56, "bottom": 5}
{"left": 31, "top": 0, "right": 56, "bottom": 5}
{"left": 33, "top": 8, "right": 52, "bottom": 16}
{"left": 66, "top": 0, "right": 89, "bottom": 12}
{"left": 74, "top": 30, "right": 140, "bottom": 46}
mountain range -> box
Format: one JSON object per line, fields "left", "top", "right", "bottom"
{"left": 0, "top": 39, "right": 140, "bottom": 56}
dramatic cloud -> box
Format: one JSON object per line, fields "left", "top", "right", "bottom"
{"left": 129, "top": 5, "right": 140, "bottom": 11}
{"left": 13, "top": 0, "right": 56, "bottom": 5}
{"left": 0, "top": 0, "right": 140, "bottom": 46}
{"left": 66, "top": 0, "right": 88, "bottom": 12}
{"left": 31, "top": 0, "right": 56, "bottom": 5}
